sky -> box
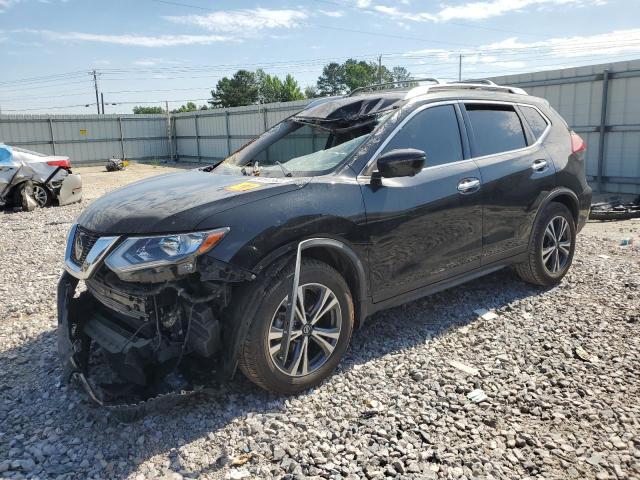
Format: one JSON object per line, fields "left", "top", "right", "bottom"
{"left": 0, "top": 0, "right": 639, "bottom": 114}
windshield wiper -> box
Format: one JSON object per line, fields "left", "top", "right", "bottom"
{"left": 275, "top": 161, "right": 293, "bottom": 177}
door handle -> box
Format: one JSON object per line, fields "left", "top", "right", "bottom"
{"left": 531, "top": 159, "right": 548, "bottom": 172}
{"left": 457, "top": 177, "right": 481, "bottom": 194}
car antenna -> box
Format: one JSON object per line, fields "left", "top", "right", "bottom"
{"left": 275, "top": 161, "right": 292, "bottom": 177}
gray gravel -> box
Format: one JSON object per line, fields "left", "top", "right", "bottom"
{"left": 1, "top": 164, "right": 639, "bottom": 480}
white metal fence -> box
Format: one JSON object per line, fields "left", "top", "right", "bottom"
{"left": 172, "top": 100, "right": 311, "bottom": 164}
{"left": 0, "top": 114, "right": 171, "bottom": 164}
{"left": 492, "top": 59, "right": 640, "bottom": 195}
{"left": 1, "top": 60, "right": 639, "bottom": 194}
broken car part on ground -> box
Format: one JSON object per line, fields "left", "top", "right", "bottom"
{"left": 57, "top": 79, "right": 591, "bottom": 414}
{"left": 590, "top": 195, "right": 640, "bottom": 221}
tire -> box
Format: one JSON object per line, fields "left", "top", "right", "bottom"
{"left": 32, "top": 183, "right": 52, "bottom": 207}
{"left": 515, "top": 202, "right": 576, "bottom": 286}
{"left": 238, "top": 259, "right": 354, "bottom": 395}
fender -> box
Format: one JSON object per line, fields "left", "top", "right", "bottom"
{"left": 224, "top": 236, "right": 370, "bottom": 378}
{"left": 254, "top": 236, "right": 369, "bottom": 320}
{"left": 530, "top": 187, "right": 580, "bottom": 235}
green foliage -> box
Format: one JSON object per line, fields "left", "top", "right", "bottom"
{"left": 304, "top": 85, "right": 320, "bottom": 98}
{"left": 171, "top": 102, "right": 198, "bottom": 114}
{"left": 280, "top": 74, "right": 304, "bottom": 102}
{"left": 316, "top": 59, "right": 413, "bottom": 95}
{"left": 317, "top": 62, "right": 345, "bottom": 96}
{"left": 132, "top": 105, "right": 165, "bottom": 114}
{"left": 210, "top": 69, "right": 306, "bottom": 107}
{"left": 210, "top": 70, "right": 259, "bottom": 108}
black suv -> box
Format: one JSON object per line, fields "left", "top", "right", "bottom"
{"left": 58, "top": 80, "right": 591, "bottom": 400}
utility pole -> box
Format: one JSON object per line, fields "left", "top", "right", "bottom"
{"left": 101, "top": 93, "right": 105, "bottom": 115}
{"left": 458, "top": 54, "right": 463, "bottom": 81}
{"left": 165, "top": 100, "right": 174, "bottom": 162}
{"left": 91, "top": 69, "right": 100, "bottom": 114}
{"left": 378, "top": 54, "right": 383, "bottom": 84}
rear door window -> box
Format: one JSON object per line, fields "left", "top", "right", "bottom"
{"left": 465, "top": 104, "right": 527, "bottom": 157}
{"left": 520, "top": 105, "right": 550, "bottom": 139}
{"left": 380, "top": 104, "right": 463, "bottom": 168}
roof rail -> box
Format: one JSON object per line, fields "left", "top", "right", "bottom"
{"left": 404, "top": 80, "right": 528, "bottom": 99}
{"left": 451, "top": 79, "right": 497, "bottom": 86}
{"left": 348, "top": 78, "right": 442, "bottom": 97}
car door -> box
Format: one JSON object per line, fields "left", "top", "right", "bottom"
{"left": 462, "top": 102, "right": 556, "bottom": 264}
{"left": 359, "top": 102, "right": 483, "bottom": 303}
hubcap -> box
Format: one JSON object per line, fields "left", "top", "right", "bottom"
{"left": 32, "top": 185, "right": 48, "bottom": 207}
{"left": 542, "top": 215, "right": 571, "bottom": 275}
{"left": 268, "top": 283, "right": 342, "bottom": 377}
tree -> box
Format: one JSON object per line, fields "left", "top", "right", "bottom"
{"left": 257, "top": 69, "right": 284, "bottom": 104}
{"left": 171, "top": 101, "right": 198, "bottom": 114}
{"left": 317, "top": 62, "right": 346, "bottom": 96}
{"left": 315, "top": 59, "right": 413, "bottom": 95}
{"left": 304, "top": 85, "right": 319, "bottom": 99}
{"left": 132, "top": 105, "right": 165, "bottom": 114}
{"left": 342, "top": 58, "right": 379, "bottom": 91}
{"left": 280, "top": 74, "right": 304, "bottom": 102}
{"left": 210, "top": 70, "right": 259, "bottom": 108}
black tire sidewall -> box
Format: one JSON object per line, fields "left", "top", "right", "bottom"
{"left": 533, "top": 203, "right": 576, "bottom": 284}
{"left": 244, "top": 261, "right": 354, "bottom": 393}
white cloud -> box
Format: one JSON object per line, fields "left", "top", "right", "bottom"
{"left": 351, "top": 0, "right": 605, "bottom": 22}
{"left": 483, "top": 29, "right": 640, "bottom": 57}
{"left": 27, "top": 30, "right": 233, "bottom": 47}
{"left": 132, "top": 58, "right": 181, "bottom": 66}
{"left": 164, "top": 8, "right": 307, "bottom": 33}
{"left": 0, "top": 0, "right": 19, "bottom": 12}
{"left": 404, "top": 29, "right": 640, "bottom": 69}
{"left": 318, "top": 9, "right": 345, "bottom": 17}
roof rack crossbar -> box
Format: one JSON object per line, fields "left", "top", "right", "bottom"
{"left": 348, "top": 77, "right": 442, "bottom": 97}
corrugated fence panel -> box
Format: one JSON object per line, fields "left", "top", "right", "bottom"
{"left": 3, "top": 63, "right": 640, "bottom": 193}
{"left": 492, "top": 59, "right": 640, "bottom": 194}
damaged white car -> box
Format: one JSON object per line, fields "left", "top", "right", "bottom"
{"left": 0, "top": 144, "right": 82, "bottom": 210}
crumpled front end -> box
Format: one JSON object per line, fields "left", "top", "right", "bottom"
{"left": 57, "top": 223, "right": 252, "bottom": 412}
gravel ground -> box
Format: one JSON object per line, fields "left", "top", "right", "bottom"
{"left": 1, "top": 163, "right": 639, "bottom": 480}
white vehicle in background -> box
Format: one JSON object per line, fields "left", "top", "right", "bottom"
{"left": 0, "top": 144, "right": 82, "bottom": 209}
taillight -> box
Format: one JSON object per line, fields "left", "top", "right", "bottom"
{"left": 571, "top": 131, "right": 586, "bottom": 154}
{"left": 47, "top": 159, "right": 71, "bottom": 168}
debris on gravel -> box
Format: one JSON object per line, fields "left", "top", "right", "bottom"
{"left": 1, "top": 164, "right": 638, "bottom": 479}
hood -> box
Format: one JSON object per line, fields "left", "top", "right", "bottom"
{"left": 77, "top": 169, "right": 306, "bottom": 234}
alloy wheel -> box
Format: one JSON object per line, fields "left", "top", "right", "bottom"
{"left": 268, "top": 283, "right": 342, "bottom": 377}
{"left": 32, "top": 184, "right": 48, "bottom": 207}
{"left": 542, "top": 215, "right": 571, "bottom": 275}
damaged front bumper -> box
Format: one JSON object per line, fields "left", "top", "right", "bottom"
{"left": 57, "top": 272, "right": 208, "bottom": 416}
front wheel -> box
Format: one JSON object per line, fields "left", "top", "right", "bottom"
{"left": 238, "top": 259, "right": 354, "bottom": 394}
{"left": 515, "top": 202, "right": 576, "bottom": 286}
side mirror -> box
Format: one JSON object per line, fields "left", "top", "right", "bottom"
{"left": 375, "top": 148, "right": 426, "bottom": 179}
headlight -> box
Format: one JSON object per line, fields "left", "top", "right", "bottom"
{"left": 105, "top": 227, "right": 229, "bottom": 275}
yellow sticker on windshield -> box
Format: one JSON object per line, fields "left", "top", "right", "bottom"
{"left": 226, "top": 181, "right": 262, "bottom": 192}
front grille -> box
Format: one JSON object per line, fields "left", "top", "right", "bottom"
{"left": 86, "top": 274, "right": 151, "bottom": 321}
{"left": 71, "top": 225, "right": 101, "bottom": 266}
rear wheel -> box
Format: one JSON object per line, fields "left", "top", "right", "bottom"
{"left": 238, "top": 259, "right": 354, "bottom": 394}
{"left": 515, "top": 202, "right": 576, "bottom": 286}
{"left": 32, "top": 183, "right": 52, "bottom": 207}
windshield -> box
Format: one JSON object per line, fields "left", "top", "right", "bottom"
{"left": 216, "top": 113, "right": 389, "bottom": 177}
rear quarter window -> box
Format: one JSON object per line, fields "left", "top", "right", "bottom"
{"left": 520, "top": 105, "right": 550, "bottom": 139}
{"left": 465, "top": 104, "right": 527, "bottom": 157}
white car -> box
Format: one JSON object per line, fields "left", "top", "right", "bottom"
{"left": 0, "top": 144, "right": 82, "bottom": 209}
